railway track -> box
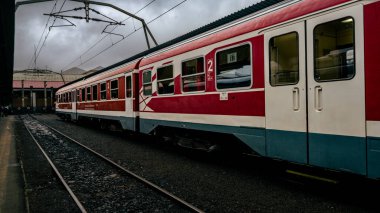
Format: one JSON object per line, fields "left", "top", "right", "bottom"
{"left": 21, "top": 115, "right": 203, "bottom": 213}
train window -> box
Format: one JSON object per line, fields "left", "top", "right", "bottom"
{"left": 216, "top": 44, "right": 252, "bottom": 89}
{"left": 77, "top": 90, "right": 80, "bottom": 102}
{"left": 81, "top": 88, "right": 85, "bottom": 102}
{"left": 92, "top": 85, "right": 98, "bottom": 101}
{"left": 111, "top": 79, "right": 118, "bottom": 99}
{"left": 157, "top": 65, "right": 174, "bottom": 95}
{"left": 182, "top": 57, "right": 205, "bottom": 92}
{"left": 314, "top": 17, "right": 355, "bottom": 82}
{"left": 72, "top": 91, "right": 76, "bottom": 102}
{"left": 100, "top": 83, "right": 106, "bottom": 100}
{"left": 126, "top": 76, "right": 132, "bottom": 98}
{"left": 143, "top": 70, "right": 152, "bottom": 96}
{"left": 86, "top": 87, "right": 91, "bottom": 101}
{"left": 269, "top": 32, "right": 299, "bottom": 86}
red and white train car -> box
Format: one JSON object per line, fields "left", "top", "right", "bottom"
{"left": 56, "top": 0, "right": 380, "bottom": 179}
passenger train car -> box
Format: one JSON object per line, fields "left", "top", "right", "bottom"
{"left": 56, "top": 0, "right": 380, "bottom": 179}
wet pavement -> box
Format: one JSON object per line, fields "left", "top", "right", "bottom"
{"left": 0, "top": 115, "right": 25, "bottom": 213}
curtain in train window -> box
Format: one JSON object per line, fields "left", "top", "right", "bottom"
{"left": 182, "top": 57, "right": 205, "bottom": 92}
{"left": 157, "top": 65, "right": 174, "bottom": 95}
{"left": 216, "top": 44, "right": 252, "bottom": 89}
{"left": 92, "top": 85, "right": 98, "bottom": 101}
{"left": 100, "top": 83, "right": 106, "bottom": 100}
{"left": 126, "top": 76, "right": 132, "bottom": 98}
{"left": 269, "top": 32, "right": 299, "bottom": 86}
{"left": 111, "top": 79, "right": 118, "bottom": 99}
{"left": 314, "top": 17, "right": 355, "bottom": 81}
{"left": 143, "top": 70, "right": 152, "bottom": 96}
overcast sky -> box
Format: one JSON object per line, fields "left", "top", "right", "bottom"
{"left": 15, "top": 0, "right": 261, "bottom": 72}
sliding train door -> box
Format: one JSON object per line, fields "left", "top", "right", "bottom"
{"left": 71, "top": 89, "right": 77, "bottom": 120}
{"left": 264, "top": 22, "right": 307, "bottom": 164}
{"left": 265, "top": 4, "right": 366, "bottom": 174}
{"left": 125, "top": 72, "right": 135, "bottom": 131}
{"left": 306, "top": 5, "right": 366, "bottom": 174}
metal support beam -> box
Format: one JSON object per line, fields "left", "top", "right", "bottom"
{"left": 15, "top": 0, "right": 56, "bottom": 11}
{"left": 29, "top": 86, "right": 33, "bottom": 108}
{"left": 44, "top": 81, "right": 47, "bottom": 109}
{"left": 70, "top": 0, "right": 158, "bottom": 49}
{"left": 21, "top": 80, "right": 25, "bottom": 107}
{"left": 50, "top": 87, "right": 53, "bottom": 108}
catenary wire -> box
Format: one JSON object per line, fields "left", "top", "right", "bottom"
{"left": 33, "top": 0, "right": 67, "bottom": 70}
{"left": 61, "top": 0, "right": 157, "bottom": 71}
{"left": 69, "top": 0, "right": 188, "bottom": 68}
{"left": 27, "top": 0, "right": 58, "bottom": 69}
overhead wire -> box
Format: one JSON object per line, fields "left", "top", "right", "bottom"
{"left": 61, "top": 0, "right": 157, "bottom": 71}
{"left": 32, "top": 0, "right": 68, "bottom": 69}
{"left": 27, "top": 0, "right": 58, "bottom": 69}
{"left": 67, "top": 0, "right": 188, "bottom": 68}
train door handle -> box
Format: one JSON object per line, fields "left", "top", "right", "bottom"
{"left": 315, "top": 86, "right": 323, "bottom": 111}
{"left": 292, "top": 87, "right": 299, "bottom": 111}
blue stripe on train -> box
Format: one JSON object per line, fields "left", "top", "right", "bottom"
{"left": 140, "top": 118, "right": 267, "bottom": 155}
{"left": 308, "top": 133, "right": 366, "bottom": 175}
{"left": 266, "top": 129, "right": 307, "bottom": 164}
{"left": 141, "top": 118, "right": 379, "bottom": 178}
{"left": 58, "top": 114, "right": 379, "bottom": 179}
{"left": 367, "top": 137, "right": 380, "bottom": 179}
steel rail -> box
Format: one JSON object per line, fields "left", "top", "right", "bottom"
{"left": 31, "top": 116, "right": 205, "bottom": 213}
{"left": 22, "top": 116, "right": 88, "bottom": 213}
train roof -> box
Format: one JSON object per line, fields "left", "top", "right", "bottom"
{"left": 57, "top": 0, "right": 287, "bottom": 91}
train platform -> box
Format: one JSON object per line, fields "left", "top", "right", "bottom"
{"left": 0, "top": 115, "right": 25, "bottom": 213}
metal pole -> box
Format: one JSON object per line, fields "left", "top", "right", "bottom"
{"left": 50, "top": 87, "right": 53, "bottom": 109}
{"left": 30, "top": 86, "right": 33, "bottom": 110}
{"left": 21, "top": 80, "right": 25, "bottom": 107}
{"left": 44, "top": 81, "right": 47, "bottom": 110}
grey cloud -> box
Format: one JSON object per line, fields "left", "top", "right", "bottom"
{"left": 15, "top": 0, "right": 260, "bottom": 72}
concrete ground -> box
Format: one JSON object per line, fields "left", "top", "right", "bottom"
{"left": 0, "top": 115, "right": 25, "bottom": 213}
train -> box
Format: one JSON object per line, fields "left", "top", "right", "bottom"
{"left": 56, "top": 0, "right": 380, "bottom": 179}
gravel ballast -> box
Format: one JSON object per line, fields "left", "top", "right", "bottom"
{"left": 25, "top": 114, "right": 380, "bottom": 212}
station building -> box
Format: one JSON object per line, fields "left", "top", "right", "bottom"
{"left": 11, "top": 69, "right": 88, "bottom": 113}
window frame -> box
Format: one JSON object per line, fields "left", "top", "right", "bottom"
{"left": 110, "top": 79, "right": 119, "bottom": 99}
{"left": 126, "top": 75, "right": 132, "bottom": 98}
{"left": 156, "top": 64, "right": 174, "bottom": 96}
{"left": 100, "top": 82, "right": 107, "bottom": 100}
{"left": 181, "top": 56, "right": 205, "bottom": 93}
{"left": 269, "top": 31, "right": 300, "bottom": 87}
{"left": 76, "top": 89, "right": 80, "bottom": 102}
{"left": 81, "top": 88, "right": 85, "bottom": 102}
{"left": 142, "top": 69, "right": 152, "bottom": 96}
{"left": 92, "top": 84, "right": 98, "bottom": 101}
{"left": 313, "top": 16, "right": 356, "bottom": 83}
{"left": 86, "top": 86, "right": 91, "bottom": 102}
{"left": 214, "top": 42, "right": 253, "bottom": 91}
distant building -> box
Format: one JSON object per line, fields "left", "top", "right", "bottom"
{"left": 12, "top": 68, "right": 88, "bottom": 112}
